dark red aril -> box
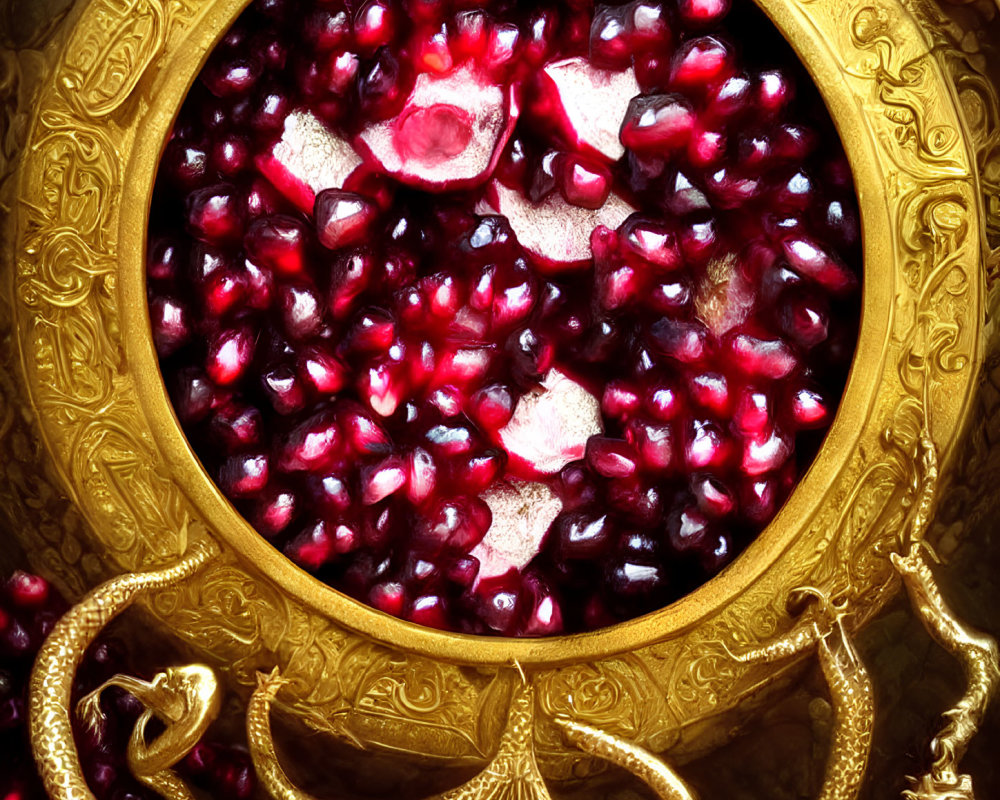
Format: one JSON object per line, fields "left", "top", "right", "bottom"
{"left": 151, "top": 0, "right": 860, "bottom": 636}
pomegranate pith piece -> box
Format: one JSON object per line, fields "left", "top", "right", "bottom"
{"left": 150, "top": 0, "right": 861, "bottom": 635}
{"left": 355, "top": 63, "right": 519, "bottom": 191}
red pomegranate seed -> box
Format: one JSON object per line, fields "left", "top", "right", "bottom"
{"left": 358, "top": 357, "right": 406, "bottom": 417}
{"left": 558, "top": 154, "right": 611, "bottom": 209}
{"left": 245, "top": 215, "right": 309, "bottom": 277}
{"left": 315, "top": 189, "right": 379, "bottom": 251}
{"left": 453, "top": 9, "right": 491, "bottom": 62}
{"left": 354, "top": 0, "right": 398, "bottom": 53}
{"left": 677, "top": 0, "right": 731, "bottom": 27}
{"left": 589, "top": 5, "right": 633, "bottom": 69}
{"left": 685, "top": 419, "right": 730, "bottom": 469}
{"left": 298, "top": 344, "right": 348, "bottom": 395}
{"left": 276, "top": 410, "right": 341, "bottom": 472}
{"left": 361, "top": 456, "right": 407, "bottom": 504}
{"left": 781, "top": 234, "right": 856, "bottom": 295}
{"left": 251, "top": 485, "right": 298, "bottom": 537}
{"left": 626, "top": 419, "right": 675, "bottom": 471}
{"left": 473, "top": 573, "right": 521, "bottom": 633}
{"left": 150, "top": 295, "right": 192, "bottom": 356}
{"left": 209, "top": 401, "right": 263, "bottom": 450}
{"left": 278, "top": 282, "right": 325, "bottom": 340}
{"left": 730, "top": 334, "right": 798, "bottom": 379}
{"left": 741, "top": 427, "right": 792, "bottom": 475}
{"left": 669, "top": 35, "right": 733, "bottom": 91}
{"left": 620, "top": 94, "right": 695, "bottom": 152}
{"left": 689, "top": 372, "right": 729, "bottom": 415}
{"left": 787, "top": 383, "right": 830, "bottom": 428}
{"left": 649, "top": 319, "right": 707, "bottom": 364}
{"left": 518, "top": 572, "right": 564, "bottom": 636}
{"left": 602, "top": 380, "right": 641, "bottom": 420}
{"left": 408, "top": 594, "right": 449, "bottom": 629}
{"left": 286, "top": 520, "right": 334, "bottom": 569}
{"left": 218, "top": 452, "right": 270, "bottom": 498}
{"left": 205, "top": 325, "right": 255, "bottom": 385}
{"left": 586, "top": 436, "right": 639, "bottom": 478}
{"left": 7, "top": 572, "right": 49, "bottom": 608}
{"left": 532, "top": 57, "right": 640, "bottom": 162}
{"left": 369, "top": 581, "right": 406, "bottom": 616}
{"left": 261, "top": 363, "right": 307, "bottom": 415}
{"left": 186, "top": 184, "right": 244, "bottom": 243}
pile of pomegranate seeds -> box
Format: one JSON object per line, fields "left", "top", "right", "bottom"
{"left": 0, "top": 571, "right": 256, "bottom": 800}
{"left": 149, "top": 0, "right": 860, "bottom": 635}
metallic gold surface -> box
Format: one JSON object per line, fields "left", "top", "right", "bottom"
{"left": 27, "top": 541, "right": 217, "bottom": 800}
{"left": 0, "top": 0, "right": 998, "bottom": 795}
{"left": 77, "top": 664, "right": 223, "bottom": 800}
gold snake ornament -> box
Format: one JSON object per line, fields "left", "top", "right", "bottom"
{"left": 76, "top": 665, "right": 223, "bottom": 800}
{"left": 28, "top": 541, "right": 218, "bottom": 800}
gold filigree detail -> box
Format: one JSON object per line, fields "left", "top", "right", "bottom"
{"left": 249, "top": 673, "right": 550, "bottom": 800}
{"left": 27, "top": 540, "right": 218, "bottom": 800}
{"left": 78, "top": 665, "right": 223, "bottom": 800}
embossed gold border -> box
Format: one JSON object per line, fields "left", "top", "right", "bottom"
{"left": 6, "top": 0, "right": 986, "bottom": 772}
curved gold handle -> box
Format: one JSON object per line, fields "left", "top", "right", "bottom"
{"left": 28, "top": 540, "right": 218, "bottom": 800}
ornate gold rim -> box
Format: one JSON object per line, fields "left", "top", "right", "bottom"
{"left": 9, "top": 0, "right": 986, "bottom": 766}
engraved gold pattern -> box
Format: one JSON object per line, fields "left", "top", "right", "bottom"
{"left": 0, "top": 0, "right": 994, "bottom": 789}
{"left": 249, "top": 673, "right": 551, "bottom": 800}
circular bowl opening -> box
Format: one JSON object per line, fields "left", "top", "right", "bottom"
{"left": 124, "top": 0, "right": 884, "bottom": 664}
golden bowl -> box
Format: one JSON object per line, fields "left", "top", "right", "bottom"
{"left": 3, "top": 0, "right": 999, "bottom": 794}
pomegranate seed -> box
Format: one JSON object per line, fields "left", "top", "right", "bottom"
{"left": 786, "top": 383, "right": 830, "bottom": 428}
{"left": 586, "top": 436, "right": 638, "bottom": 478}
{"left": 162, "top": 140, "right": 208, "bottom": 189}
{"left": 518, "top": 572, "right": 564, "bottom": 636}
{"left": 742, "top": 427, "right": 792, "bottom": 475}
{"left": 205, "top": 325, "right": 255, "bottom": 385}
{"left": 408, "top": 594, "right": 449, "bottom": 629}
{"left": 252, "top": 485, "right": 298, "bottom": 537}
{"left": 730, "top": 334, "right": 798, "bottom": 379}
{"left": 149, "top": 295, "right": 192, "bottom": 356}
{"left": 278, "top": 282, "right": 325, "bottom": 340}
{"left": 622, "top": 215, "right": 681, "bottom": 271}
{"left": 620, "top": 94, "right": 695, "bottom": 152}
{"left": 558, "top": 154, "right": 611, "bottom": 209}
{"left": 186, "top": 184, "right": 244, "bottom": 243}
{"left": 286, "top": 520, "right": 334, "bottom": 569}
{"left": 261, "top": 363, "right": 307, "bottom": 415}
{"left": 369, "top": 581, "right": 406, "bottom": 616}
{"left": 276, "top": 410, "right": 341, "bottom": 472}
{"left": 361, "top": 456, "right": 407, "bottom": 504}
{"left": 649, "top": 319, "right": 707, "bottom": 364}
{"left": 589, "top": 5, "right": 632, "bottom": 69}
{"left": 315, "top": 189, "right": 379, "bottom": 251}
{"left": 677, "top": 0, "right": 731, "bottom": 27}
{"left": 782, "top": 234, "right": 857, "bottom": 295}
{"left": 209, "top": 402, "right": 263, "bottom": 450}
{"left": 218, "top": 452, "right": 270, "bottom": 498}
{"left": 7, "top": 573, "right": 49, "bottom": 608}
{"left": 669, "top": 35, "right": 733, "bottom": 91}
{"left": 245, "top": 215, "right": 309, "bottom": 277}
{"left": 685, "top": 419, "right": 730, "bottom": 469}
{"left": 298, "top": 344, "right": 348, "bottom": 395}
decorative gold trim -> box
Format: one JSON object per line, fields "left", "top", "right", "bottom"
{"left": 249, "top": 674, "right": 551, "bottom": 800}
{"left": 1, "top": 0, "right": 992, "bottom": 779}
{"left": 27, "top": 540, "right": 218, "bottom": 800}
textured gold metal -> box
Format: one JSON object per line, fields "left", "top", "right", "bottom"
{"left": 891, "top": 438, "right": 1000, "bottom": 800}
{"left": 249, "top": 673, "right": 551, "bottom": 800}
{"left": 77, "top": 664, "right": 223, "bottom": 800}
{"left": 0, "top": 0, "right": 997, "bottom": 793}
{"left": 27, "top": 541, "right": 218, "bottom": 800}
{"left": 553, "top": 719, "right": 696, "bottom": 800}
